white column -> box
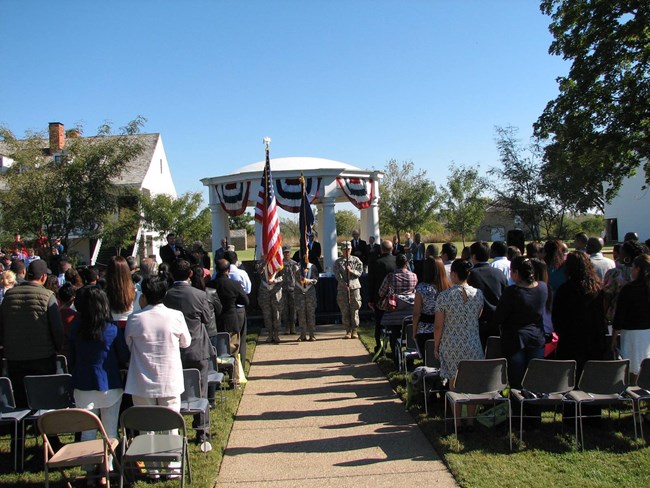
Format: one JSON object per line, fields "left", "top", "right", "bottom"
{"left": 369, "top": 176, "right": 381, "bottom": 242}
{"left": 360, "top": 208, "right": 369, "bottom": 240}
{"left": 255, "top": 220, "right": 262, "bottom": 260}
{"left": 315, "top": 204, "right": 324, "bottom": 242}
{"left": 321, "top": 197, "right": 337, "bottom": 273}
{"left": 208, "top": 186, "right": 230, "bottom": 253}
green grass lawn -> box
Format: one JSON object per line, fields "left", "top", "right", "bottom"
{"left": 356, "top": 322, "right": 650, "bottom": 488}
{"left": 0, "top": 330, "right": 259, "bottom": 487}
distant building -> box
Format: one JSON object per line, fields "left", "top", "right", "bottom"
{"left": 604, "top": 162, "right": 650, "bottom": 242}
{"left": 0, "top": 122, "right": 177, "bottom": 266}
{"left": 476, "top": 200, "right": 522, "bottom": 242}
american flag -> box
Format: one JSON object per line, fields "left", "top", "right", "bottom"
{"left": 255, "top": 141, "right": 283, "bottom": 279}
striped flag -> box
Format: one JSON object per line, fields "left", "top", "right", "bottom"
{"left": 298, "top": 174, "right": 315, "bottom": 270}
{"left": 255, "top": 141, "right": 283, "bottom": 279}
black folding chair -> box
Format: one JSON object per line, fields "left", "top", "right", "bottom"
{"left": 0, "top": 377, "right": 31, "bottom": 472}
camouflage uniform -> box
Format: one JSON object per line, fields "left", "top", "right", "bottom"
{"left": 294, "top": 262, "right": 319, "bottom": 340}
{"left": 280, "top": 257, "right": 298, "bottom": 334}
{"left": 257, "top": 260, "right": 283, "bottom": 343}
{"left": 334, "top": 250, "right": 363, "bottom": 338}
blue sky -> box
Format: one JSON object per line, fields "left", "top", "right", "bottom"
{"left": 1, "top": 1, "right": 566, "bottom": 205}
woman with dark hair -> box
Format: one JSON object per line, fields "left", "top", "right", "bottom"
{"left": 67, "top": 286, "right": 129, "bottom": 473}
{"left": 612, "top": 253, "right": 650, "bottom": 381}
{"left": 64, "top": 267, "right": 84, "bottom": 289}
{"left": 530, "top": 258, "right": 559, "bottom": 358}
{"left": 604, "top": 239, "right": 647, "bottom": 323}
{"left": 543, "top": 240, "right": 566, "bottom": 292}
{"left": 434, "top": 259, "right": 484, "bottom": 381}
{"left": 552, "top": 251, "right": 607, "bottom": 376}
{"left": 493, "top": 256, "right": 547, "bottom": 389}
{"left": 105, "top": 256, "right": 137, "bottom": 327}
{"left": 412, "top": 257, "right": 450, "bottom": 355}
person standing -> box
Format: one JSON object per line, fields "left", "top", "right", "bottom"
{"left": 208, "top": 259, "right": 249, "bottom": 388}
{"left": 489, "top": 241, "right": 511, "bottom": 283}
{"left": 467, "top": 241, "right": 508, "bottom": 348}
{"left": 68, "top": 286, "right": 129, "bottom": 473}
{"left": 410, "top": 233, "right": 426, "bottom": 280}
{"left": 0, "top": 260, "right": 64, "bottom": 407}
{"left": 280, "top": 247, "right": 298, "bottom": 334}
{"left": 294, "top": 257, "right": 319, "bottom": 341}
{"left": 367, "top": 240, "right": 397, "bottom": 353}
{"left": 493, "top": 256, "right": 548, "bottom": 389}
{"left": 214, "top": 238, "right": 229, "bottom": 263}
{"left": 334, "top": 241, "right": 364, "bottom": 339}
{"left": 224, "top": 251, "right": 251, "bottom": 364}
{"left": 257, "top": 257, "right": 283, "bottom": 344}
{"left": 124, "top": 276, "right": 190, "bottom": 416}
{"left": 552, "top": 251, "right": 607, "bottom": 377}
{"left": 350, "top": 230, "right": 368, "bottom": 266}
{"left": 587, "top": 237, "right": 616, "bottom": 280}
{"left": 163, "top": 259, "right": 213, "bottom": 447}
{"left": 159, "top": 233, "right": 180, "bottom": 265}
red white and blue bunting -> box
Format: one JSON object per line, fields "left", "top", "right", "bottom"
{"left": 336, "top": 177, "right": 374, "bottom": 209}
{"left": 275, "top": 177, "right": 321, "bottom": 212}
{"left": 215, "top": 181, "right": 251, "bottom": 216}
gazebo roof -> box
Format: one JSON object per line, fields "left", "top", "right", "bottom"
{"left": 201, "top": 156, "right": 382, "bottom": 186}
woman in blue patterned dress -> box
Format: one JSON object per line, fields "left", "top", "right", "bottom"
{"left": 412, "top": 257, "right": 450, "bottom": 357}
{"left": 434, "top": 259, "right": 485, "bottom": 381}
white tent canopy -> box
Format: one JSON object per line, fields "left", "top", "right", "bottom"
{"left": 201, "top": 156, "right": 384, "bottom": 273}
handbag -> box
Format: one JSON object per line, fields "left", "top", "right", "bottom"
{"left": 379, "top": 285, "right": 397, "bottom": 312}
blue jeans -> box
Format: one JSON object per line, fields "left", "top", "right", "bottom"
{"left": 508, "top": 346, "right": 544, "bottom": 389}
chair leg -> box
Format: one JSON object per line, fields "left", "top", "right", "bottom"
{"left": 508, "top": 401, "right": 512, "bottom": 451}
{"left": 579, "top": 403, "right": 585, "bottom": 451}
{"left": 519, "top": 401, "right": 524, "bottom": 444}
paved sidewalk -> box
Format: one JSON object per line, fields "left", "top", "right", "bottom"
{"left": 217, "top": 324, "right": 458, "bottom": 487}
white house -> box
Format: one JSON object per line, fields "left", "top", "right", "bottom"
{"left": 0, "top": 122, "right": 177, "bottom": 266}
{"left": 604, "top": 162, "right": 650, "bottom": 242}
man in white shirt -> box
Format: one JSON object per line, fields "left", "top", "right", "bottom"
{"left": 441, "top": 242, "right": 457, "bottom": 279}
{"left": 587, "top": 237, "right": 616, "bottom": 280}
{"left": 489, "top": 241, "right": 511, "bottom": 283}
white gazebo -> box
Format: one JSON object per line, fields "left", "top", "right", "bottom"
{"left": 201, "top": 157, "right": 384, "bottom": 273}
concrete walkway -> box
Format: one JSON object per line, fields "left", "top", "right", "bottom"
{"left": 217, "top": 324, "right": 458, "bottom": 487}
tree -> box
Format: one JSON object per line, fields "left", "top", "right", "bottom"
{"left": 488, "top": 126, "right": 574, "bottom": 240}
{"left": 0, "top": 118, "right": 146, "bottom": 249}
{"left": 100, "top": 206, "right": 142, "bottom": 256}
{"left": 534, "top": 1, "right": 650, "bottom": 210}
{"left": 335, "top": 210, "right": 359, "bottom": 238}
{"left": 229, "top": 212, "right": 255, "bottom": 236}
{"left": 378, "top": 160, "right": 441, "bottom": 240}
{"left": 140, "top": 191, "right": 211, "bottom": 244}
{"left": 440, "top": 163, "right": 488, "bottom": 247}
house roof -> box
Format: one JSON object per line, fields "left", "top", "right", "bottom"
{"left": 0, "top": 132, "right": 160, "bottom": 188}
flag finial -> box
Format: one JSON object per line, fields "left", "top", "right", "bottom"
{"left": 263, "top": 137, "right": 271, "bottom": 148}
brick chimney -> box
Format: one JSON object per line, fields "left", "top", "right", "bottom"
{"left": 48, "top": 122, "right": 65, "bottom": 153}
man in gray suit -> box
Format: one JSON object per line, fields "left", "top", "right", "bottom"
{"left": 164, "top": 259, "right": 212, "bottom": 449}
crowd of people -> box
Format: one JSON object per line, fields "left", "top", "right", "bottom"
{"left": 2, "top": 226, "right": 649, "bottom": 468}
{"left": 0, "top": 232, "right": 256, "bottom": 473}
{"left": 361, "top": 230, "right": 650, "bottom": 415}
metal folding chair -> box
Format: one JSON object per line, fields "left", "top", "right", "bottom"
{"left": 38, "top": 408, "right": 120, "bottom": 488}
{"left": 566, "top": 359, "right": 636, "bottom": 449}
{"left": 181, "top": 368, "right": 211, "bottom": 452}
{"left": 119, "top": 405, "right": 190, "bottom": 488}
{"left": 445, "top": 358, "right": 512, "bottom": 451}
{"left": 215, "top": 332, "right": 235, "bottom": 381}
{"left": 627, "top": 357, "right": 650, "bottom": 440}
{"left": 510, "top": 359, "right": 576, "bottom": 443}
{"left": 422, "top": 339, "right": 443, "bottom": 415}
{"left": 484, "top": 336, "right": 504, "bottom": 359}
